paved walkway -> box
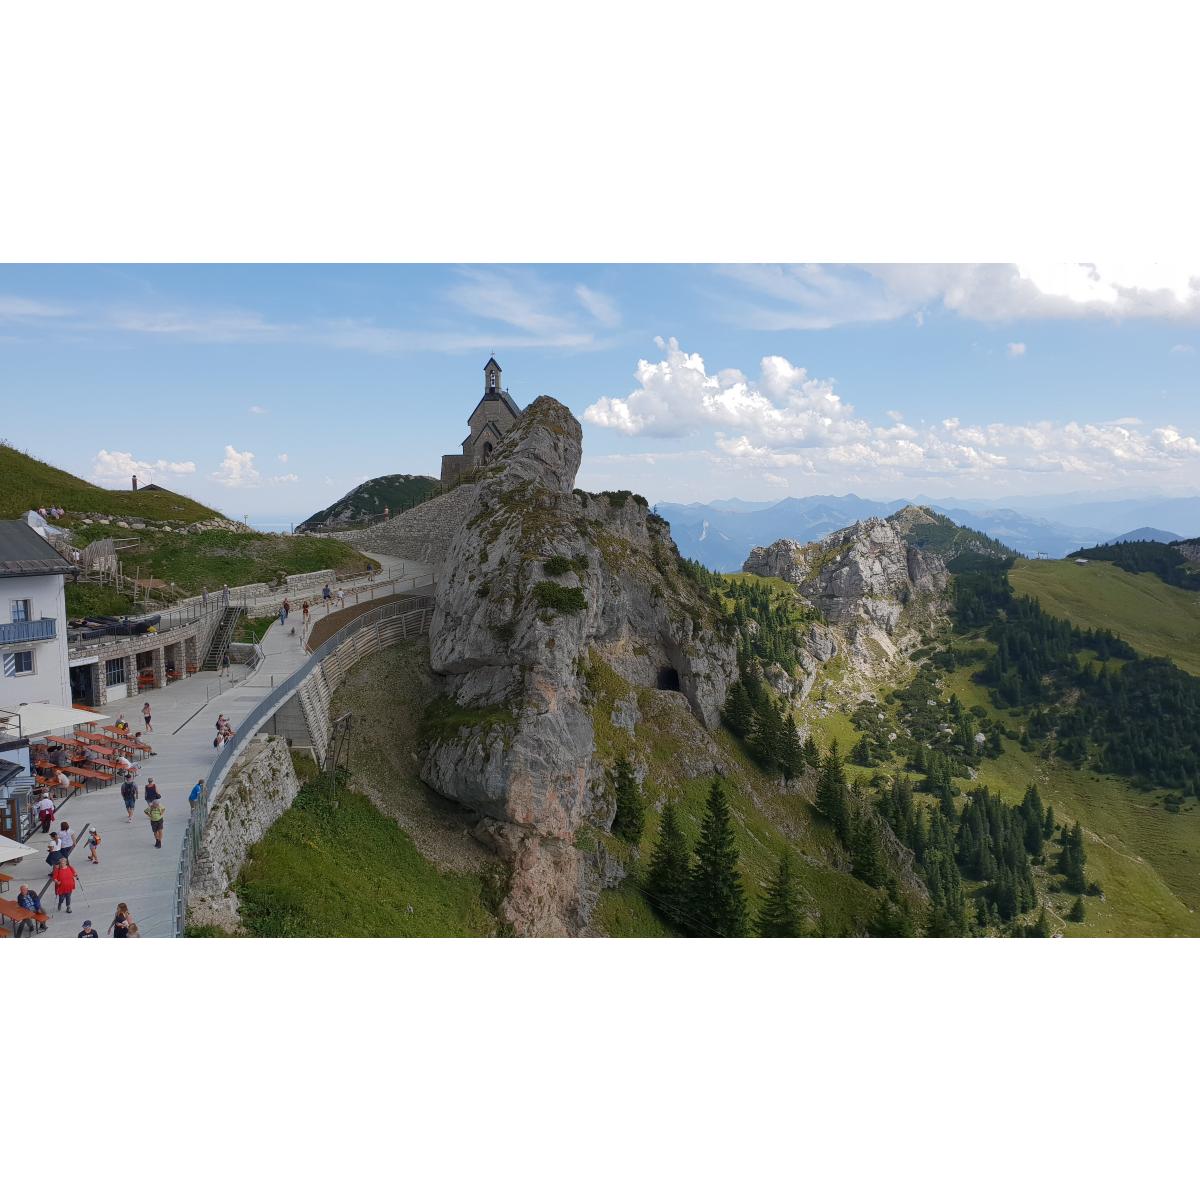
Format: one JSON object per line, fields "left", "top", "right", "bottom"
{"left": 8, "top": 551, "right": 427, "bottom": 938}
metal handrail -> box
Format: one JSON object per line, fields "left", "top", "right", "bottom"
{"left": 172, "top": 575, "right": 435, "bottom": 935}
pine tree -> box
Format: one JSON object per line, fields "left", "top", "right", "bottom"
{"left": 645, "top": 801, "right": 691, "bottom": 929}
{"left": 747, "top": 700, "right": 784, "bottom": 772}
{"left": 850, "top": 808, "right": 888, "bottom": 888}
{"left": 722, "top": 681, "right": 754, "bottom": 738}
{"left": 815, "top": 740, "right": 851, "bottom": 843}
{"left": 1043, "top": 804, "right": 1055, "bottom": 838}
{"left": 1067, "top": 895, "right": 1085, "bottom": 922}
{"left": 610, "top": 756, "right": 645, "bottom": 844}
{"left": 802, "top": 734, "right": 820, "bottom": 769}
{"left": 779, "top": 713, "right": 805, "bottom": 781}
{"left": 688, "top": 779, "right": 748, "bottom": 937}
{"left": 756, "top": 849, "right": 803, "bottom": 936}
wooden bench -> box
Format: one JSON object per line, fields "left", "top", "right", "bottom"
{"left": 137, "top": 671, "right": 157, "bottom": 689}
{"left": 0, "top": 896, "right": 49, "bottom": 934}
{"left": 0, "top": 872, "right": 11, "bottom": 893}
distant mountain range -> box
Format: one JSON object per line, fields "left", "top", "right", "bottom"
{"left": 298, "top": 474, "right": 438, "bottom": 532}
{"left": 652, "top": 492, "right": 1200, "bottom": 571}
{"left": 1105, "top": 527, "right": 1184, "bottom": 545}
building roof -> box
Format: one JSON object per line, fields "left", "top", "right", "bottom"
{"left": 484, "top": 356, "right": 502, "bottom": 372}
{"left": 0, "top": 520, "right": 76, "bottom": 578}
{"left": 468, "top": 389, "right": 521, "bottom": 426}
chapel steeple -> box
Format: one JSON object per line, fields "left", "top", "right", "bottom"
{"left": 484, "top": 357, "right": 502, "bottom": 395}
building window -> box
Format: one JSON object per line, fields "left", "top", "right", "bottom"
{"left": 489, "top": 371, "right": 496, "bottom": 389}
{"left": 10, "top": 599, "right": 32, "bottom": 622}
{"left": 2, "top": 650, "right": 34, "bottom": 677}
{"left": 105, "top": 658, "right": 126, "bottom": 686}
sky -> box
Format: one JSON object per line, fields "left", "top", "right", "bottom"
{"left": 1, "top": 263, "right": 1199, "bottom": 524}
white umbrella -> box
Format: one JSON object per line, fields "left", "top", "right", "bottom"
{"left": 0, "top": 704, "right": 98, "bottom": 739}
{"left": 0, "top": 833, "right": 40, "bottom": 862}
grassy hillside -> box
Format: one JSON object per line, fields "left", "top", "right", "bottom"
{"left": 0, "top": 442, "right": 219, "bottom": 522}
{"left": 1011, "top": 559, "right": 1200, "bottom": 676}
{"left": 116, "top": 528, "right": 373, "bottom": 595}
{"left": 298, "top": 473, "right": 439, "bottom": 531}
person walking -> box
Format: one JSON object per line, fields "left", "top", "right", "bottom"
{"left": 220, "top": 650, "right": 230, "bottom": 678}
{"left": 77, "top": 920, "right": 99, "bottom": 938}
{"left": 86, "top": 827, "right": 102, "bottom": 864}
{"left": 46, "top": 833, "right": 62, "bottom": 873}
{"left": 222, "top": 582, "right": 230, "bottom": 607}
{"left": 322, "top": 582, "right": 332, "bottom": 611}
{"left": 121, "top": 774, "right": 138, "bottom": 822}
{"left": 144, "top": 795, "right": 165, "bottom": 848}
{"left": 336, "top": 587, "right": 346, "bottom": 609}
{"left": 58, "top": 821, "right": 75, "bottom": 861}
{"left": 188, "top": 779, "right": 205, "bottom": 810}
{"left": 107, "top": 903, "right": 131, "bottom": 938}
{"left": 283, "top": 597, "right": 290, "bottom": 621}
{"left": 202, "top": 586, "right": 210, "bottom": 608}
{"left": 142, "top": 701, "right": 153, "bottom": 733}
{"left": 301, "top": 600, "right": 310, "bottom": 628}
{"left": 278, "top": 603, "right": 286, "bottom": 626}
{"left": 37, "top": 791, "right": 55, "bottom": 834}
{"left": 53, "top": 858, "right": 79, "bottom": 913}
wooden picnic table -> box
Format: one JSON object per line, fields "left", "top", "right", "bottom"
{"left": 100, "top": 730, "right": 153, "bottom": 756}
{"left": 60, "top": 764, "right": 115, "bottom": 790}
{"left": 0, "top": 896, "right": 48, "bottom": 934}
{"left": 44, "top": 735, "right": 89, "bottom": 750}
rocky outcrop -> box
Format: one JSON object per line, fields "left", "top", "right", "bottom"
{"left": 744, "top": 515, "right": 951, "bottom": 697}
{"left": 420, "top": 395, "right": 738, "bottom": 935}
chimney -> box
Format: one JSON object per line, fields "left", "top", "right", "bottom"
{"left": 132, "top": 474, "right": 139, "bottom": 491}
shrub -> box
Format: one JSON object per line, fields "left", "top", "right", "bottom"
{"left": 543, "top": 555, "right": 573, "bottom": 577}
{"left": 532, "top": 580, "right": 587, "bottom": 615}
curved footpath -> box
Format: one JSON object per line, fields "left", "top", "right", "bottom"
{"left": 6, "top": 551, "right": 427, "bottom": 939}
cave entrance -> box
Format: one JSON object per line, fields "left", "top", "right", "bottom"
{"left": 657, "top": 665, "right": 681, "bottom": 692}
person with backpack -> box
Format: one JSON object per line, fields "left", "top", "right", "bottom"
{"left": 144, "top": 794, "right": 166, "bottom": 848}
{"left": 121, "top": 774, "right": 138, "bottom": 823}
{"left": 53, "top": 858, "right": 79, "bottom": 913}
{"left": 86, "top": 827, "right": 102, "bottom": 864}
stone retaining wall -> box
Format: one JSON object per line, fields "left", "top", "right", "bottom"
{"left": 187, "top": 735, "right": 303, "bottom": 932}
{"left": 335, "top": 484, "right": 479, "bottom": 570}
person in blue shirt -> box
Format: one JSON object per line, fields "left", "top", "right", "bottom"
{"left": 189, "top": 779, "right": 205, "bottom": 809}
{"left": 16, "top": 884, "right": 43, "bottom": 914}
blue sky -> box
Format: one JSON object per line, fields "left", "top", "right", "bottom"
{"left": 2, "top": 264, "right": 1198, "bottom": 524}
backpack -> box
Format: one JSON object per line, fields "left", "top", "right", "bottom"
{"left": 121, "top": 781, "right": 136, "bottom": 803}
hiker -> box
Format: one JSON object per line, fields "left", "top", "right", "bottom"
{"left": 202, "top": 586, "right": 210, "bottom": 607}
{"left": 322, "top": 582, "right": 332, "bottom": 610}
{"left": 336, "top": 587, "right": 346, "bottom": 608}
{"left": 87, "top": 827, "right": 102, "bottom": 864}
{"left": 278, "top": 603, "right": 286, "bottom": 626}
{"left": 142, "top": 701, "right": 153, "bottom": 732}
{"left": 77, "top": 920, "right": 99, "bottom": 938}
{"left": 145, "top": 795, "right": 166, "bottom": 848}
{"left": 37, "top": 792, "right": 55, "bottom": 833}
{"left": 107, "top": 903, "right": 131, "bottom": 938}
{"left": 121, "top": 774, "right": 138, "bottom": 823}
{"left": 58, "top": 821, "right": 75, "bottom": 860}
{"left": 283, "top": 597, "right": 291, "bottom": 620}
{"left": 222, "top": 582, "right": 230, "bottom": 607}
{"left": 189, "top": 779, "right": 205, "bottom": 809}
{"left": 220, "top": 650, "right": 230, "bottom": 677}
{"left": 53, "top": 858, "right": 79, "bottom": 913}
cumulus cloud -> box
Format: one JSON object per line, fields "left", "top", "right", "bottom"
{"left": 91, "top": 449, "right": 196, "bottom": 484}
{"left": 1007, "top": 342, "right": 1026, "bottom": 357}
{"left": 721, "top": 264, "right": 1200, "bottom": 329}
{"left": 586, "top": 338, "right": 1200, "bottom": 488}
{"left": 211, "top": 445, "right": 260, "bottom": 488}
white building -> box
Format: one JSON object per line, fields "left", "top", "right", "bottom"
{"left": 0, "top": 519, "right": 74, "bottom": 709}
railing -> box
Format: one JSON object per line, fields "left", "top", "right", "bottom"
{"left": 0, "top": 617, "right": 56, "bottom": 645}
{"left": 172, "top": 581, "right": 436, "bottom": 935}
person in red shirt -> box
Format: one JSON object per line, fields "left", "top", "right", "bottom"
{"left": 53, "top": 859, "right": 79, "bottom": 914}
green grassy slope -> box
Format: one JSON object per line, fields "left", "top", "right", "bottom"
{"left": 117, "top": 529, "right": 373, "bottom": 594}
{"left": 297, "top": 473, "right": 438, "bottom": 530}
{"left": 1011, "top": 559, "right": 1200, "bottom": 676}
{"left": 0, "top": 443, "right": 219, "bottom": 522}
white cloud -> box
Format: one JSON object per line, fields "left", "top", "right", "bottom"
{"left": 575, "top": 284, "right": 620, "bottom": 328}
{"left": 763, "top": 472, "right": 789, "bottom": 489}
{"left": 1170, "top": 343, "right": 1194, "bottom": 354}
{"left": 587, "top": 338, "right": 1200, "bottom": 489}
{"left": 211, "top": 445, "right": 261, "bottom": 488}
{"left": 0, "top": 295, "right": 72, "bottom": 320}
{"left": 721, "top": 263, "right": 1200, "bottom": 329}
{"left": 277, "top": 452, "right": 289, "bottom": 463}
{"left": 249, "top": 404, "right": 268, "bottom": 415}
{"left": 1007, "top": 342, "right": 1026, "bottom": 357}
{"left": 91, "top": 449, "right": 196, "bottom": 484}
{"left": 271, "top": 473, "right": 300, "bottom": 484}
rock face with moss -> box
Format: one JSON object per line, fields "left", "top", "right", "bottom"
{"left": 421, "top": 395, "right": 737, "bottom": 935}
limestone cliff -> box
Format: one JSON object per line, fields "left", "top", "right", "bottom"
{"left": 743, "top": 511, "right": 951, "bottom": 696}
{"left": 421, "top": 396, "right": 737, "bottom": 935}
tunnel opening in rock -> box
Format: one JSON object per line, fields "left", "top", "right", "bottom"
{"left": 656, "top": 665, "right": 681, "bottom": 692}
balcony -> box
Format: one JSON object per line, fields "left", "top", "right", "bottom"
{"left": 0, "top": 617, "right": 57, "bottom": 645}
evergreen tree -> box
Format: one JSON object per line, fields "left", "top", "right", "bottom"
{"left": 802, "top": 734, "right": 821, "bottom": 769}
{"left": 756, "top": 849, "right": 803, "bottom": 937}
{"left": 645, "top": 801, "right": 691, "bottom": 929}
{"left": 850, "top": 808, "right": 888, "bottom": 888}
{"left": 815, "top": 740, "right": 851, "bottom": 843}
{"left": 1067, "top": 895, "right": 1085, "bottom": 923}
{"left": 1056, "top": 820, "right": 1087, "bottom": 893}
{"left": 688, "top": 779, "right": 748, "bottom": 936}
{"left": 610, "top": 756, "right": 645, "bottom": 844}
{"left": 1043, "top": 804, "right": 1055, "bottom": 838}
{"left": 1027, "top": 907, "right": 1051, "bottom": 937}
{"left": 722, "top": 681, "right": 754, "bottom": 738}
{"left": 747, "top": 699, "right": 785, "bottom": 772}
{"left": 779, "top": 713, "right": 805, "bottom": 781}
